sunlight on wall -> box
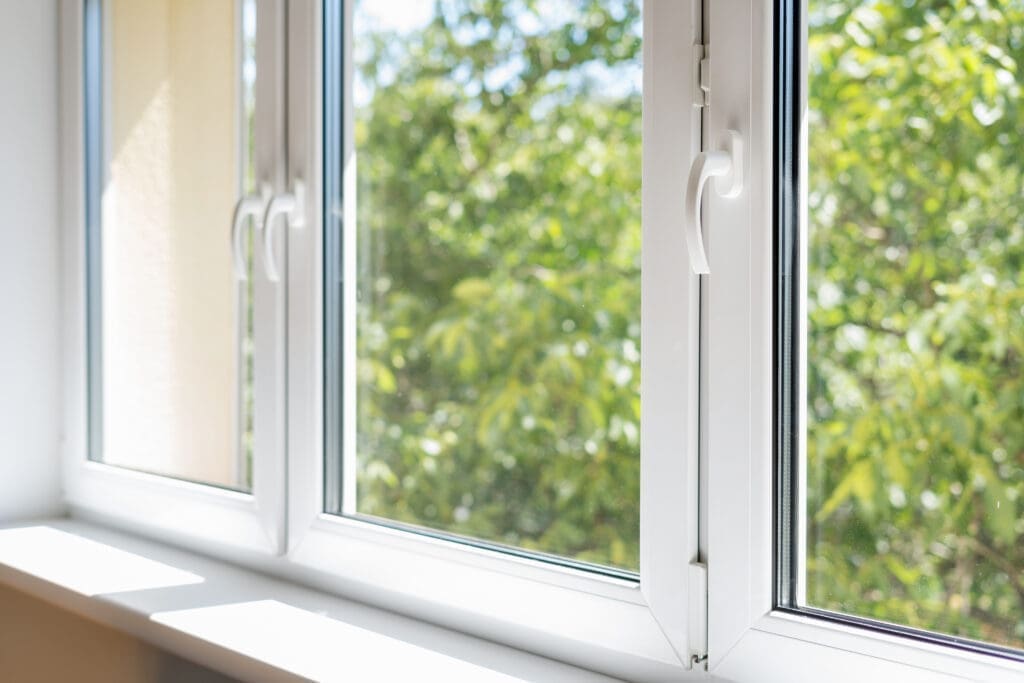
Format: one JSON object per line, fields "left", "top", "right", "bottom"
{"left": 102, "top": 0, "right": 240, "bottom": 487}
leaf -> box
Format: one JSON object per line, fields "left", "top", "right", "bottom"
{"left": 817, "top": 459, "right": 874, "bottom": 521}
{"left": 452, "top": 277, "right": 494, "bottom": 304}
{"left": 373, "top": 361, "right": 396, "bottom": 394}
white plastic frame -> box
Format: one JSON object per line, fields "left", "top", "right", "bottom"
{"left": 56, "top": 1, "right": 1022, "bottom": 680}
{"left": 284, "top": 1, "right": 705, "bottom": 680}
{"left": 704, "top": 2, "right": 1024, "bottom": 681}
{"left": 58, "top": 0, "right": 287, "bottom": 556}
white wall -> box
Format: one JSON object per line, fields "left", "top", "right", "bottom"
{"left": 0, "top": 0, "right": 62, "bottom": 520}
{"left": 102, "top": 0, "right": 243, "bottom": 488}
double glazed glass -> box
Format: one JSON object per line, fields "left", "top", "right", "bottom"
{"left": 325, "top": 0, "right": 643, "bottom": 571}
{"left": 793, "top": 0, "right": 1024, "bottom": 653}
{"left": 85, "top": 0, "right": 257, "bottom": 490}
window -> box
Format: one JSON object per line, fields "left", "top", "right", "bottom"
{"left": 86, "top": 0, "right": 257, "bottom": 489}
{"left": 705, "top": 0, "right": 1023, "bottom": 680}
{"left": 323, "top": 0, "right": 643, "bottom": 573}
{"left": 67, "top": 0, "right": 704, "bottom": 678}
{"left": 66, "top": 0, "right": 285, "bottom": 554}
{"left": 292, "top": 1, "right": 702, "bottom": 676}
{"left": 58, "top": 0, "right": 1024, "bottom": 680}
{"left": 786, "top": 0, "right": 1024, "bottom": 655}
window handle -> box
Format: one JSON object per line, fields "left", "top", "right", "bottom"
{"left": 231, "top": 184, "right": 271, "bottom": 280}
{"left": 684, "top": 130, "right": 743, "bottom": 274}
{"left": 261, "top": 179, "right": 306, "bottom": 283}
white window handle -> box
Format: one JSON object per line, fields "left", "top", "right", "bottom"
{"left": 261, "top": 179, "right": 306, "bottom": 283}
{"left": 231, "top": 187, "right": 271, "bottom": 280}
{"left": 683, "top": 130, "right": 743, "bottom": 274}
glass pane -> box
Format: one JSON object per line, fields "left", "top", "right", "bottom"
{"left": 805, "top": 0, "right": 1024, "bottom": 650}
{"left": 330, "top": 0, "right": 643, "bottom": 571}
{"left": 88, "top": 0, "right": 257, "bottom": 491}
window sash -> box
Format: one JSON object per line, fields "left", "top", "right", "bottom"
{"left": 705, "top": 1, "right": 1024, "bottom": 679}
{"left": 61, "top": 0, "right": 287, "bottom": 555}
{"left": 319, "top": 0, "right": 647, "bottom": 581}
{"left": 284, "top": 0, "right": 704, "bottom": 676}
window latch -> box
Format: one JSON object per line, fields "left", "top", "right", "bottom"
{"left": 261, "top": 179, "right": 307, "bottom": 283}
{"left": 683, "top": 130, "right": 744, "bottom": 274}
{"left": 230, "top": 183, "right": 272, "bottom": 280}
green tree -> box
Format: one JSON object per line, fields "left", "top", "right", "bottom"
{"left": 807, "top": 0, "right": 1024, "bottom": 648}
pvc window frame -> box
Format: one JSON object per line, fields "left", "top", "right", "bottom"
{"left": 56, "top": 0, "right": 1024, "bottom": 680}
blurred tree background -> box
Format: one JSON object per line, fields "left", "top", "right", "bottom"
{"left": 807, "top": 0, "right": 1024, "bottom": 650}
{"left": 350, "top": 0, "right": 643, "bottom": 570}
{"left": 344, "top": 0, "right": 1024, "bottom": 649}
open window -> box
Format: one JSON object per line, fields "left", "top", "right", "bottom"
{"left": 286, "top": 1, "right": 706, "bottom": 677}
{"left": 64, "top": 0, "right": 707, "bottom": 678}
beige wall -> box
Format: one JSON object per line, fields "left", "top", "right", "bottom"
{"left": 102, "top": 0, "right": 241, "bottom": 487}
{"left": 0, "top": 585, "right": 235, "bottom": 683}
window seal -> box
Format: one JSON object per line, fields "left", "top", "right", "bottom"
{"left": 777, "top": 606, "right": 1024, "bottom": 664}
{"left": 83, "top": 0, "right": 103, "bottom": 463}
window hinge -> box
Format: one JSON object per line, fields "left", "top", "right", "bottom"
{"left": 688, "top": 561, "right": 708, "bottom": 670}
{"left": 693, "top": 44, "right": 710, "bottom": 108}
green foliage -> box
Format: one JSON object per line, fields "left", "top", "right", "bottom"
{"left": 807, "top": 0, "right": 1024, "bottom": 649}
{"left": 351, "top": 0, "right": 641, "bottom": 569}
{"left": 346, "top": 0, "right": 1024, "bottom": 643}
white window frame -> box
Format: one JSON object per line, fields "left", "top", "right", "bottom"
{"left": 58, "top": 0, "right": 287, "bottom": 556}
{"left": 53, "top": 0, "right": 1024, "bottom": 680}
{"left": 283, "top": 1, "right": 705, "bottom": 679}
{"left": 704, "top": 2, "right": 1024, "bottom": 681}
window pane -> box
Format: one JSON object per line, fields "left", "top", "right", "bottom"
{"left": 88, "top": 0, "right": 257, "bottom": 490}
{"left": 805, "top": 0, "right": 1024, "bottom": 650}
{"left": 327, "top": 0, "right": 642, "bottom": 571}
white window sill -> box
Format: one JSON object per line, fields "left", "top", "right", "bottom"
{"left": 0, "top": 519, "right": 626, "bottom": 682}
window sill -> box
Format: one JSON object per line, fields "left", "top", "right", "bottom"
{"left": 0, "top": 518, "right": 622, "bottom": 682}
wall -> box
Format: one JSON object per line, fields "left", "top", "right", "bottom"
{"left": 103, "top": 0, "right": 242, "bottom": 487}
{"left": 0, "top": 0, "right": 62, "bottom": 520}
{"left": 0, "top": 584, "right": 236, "bottom": 683}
